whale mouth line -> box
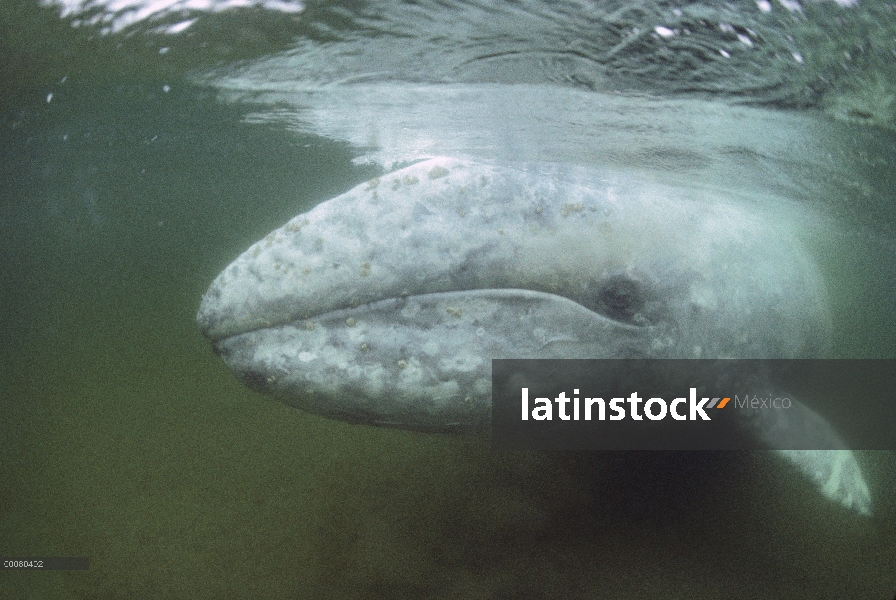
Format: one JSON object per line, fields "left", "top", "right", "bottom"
{"left": 211, "top": 286, "right": 648, "bottom": 347}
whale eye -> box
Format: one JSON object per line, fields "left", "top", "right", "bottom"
{"left": 593, "top": 276, "right": 647, "bottom": 324}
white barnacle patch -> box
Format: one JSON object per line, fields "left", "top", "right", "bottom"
{"left": 428, "top": 380, "right": 461, "bottom": 405}
{"left": 650, "top": 335, "right": 676, "bottom": 352}
{"left": 400, "top": 302, "right": 422, "bottom": 319}
{"left": 350, "top": 364, "right": 386, "bottom": 399}
{"left": 439, "top": 351, "right": 483, "bottom": 373}
{"left": 473, "top": 378, "right": 490, "bottom": 397}
{"left": 316, "top": 344, "right": 353, "bottom": 372}
{"left": 396, "top": 357, "right": 426, "bottom": 387}
{"left": 531, "top": 327, "right": 549, "bottom": 346}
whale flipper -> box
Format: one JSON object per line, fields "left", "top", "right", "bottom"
{"left": 776, "top": 450, "right": 871, "bottom": 515}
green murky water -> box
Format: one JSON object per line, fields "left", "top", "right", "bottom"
{"left": 2, "top": 1, "right": 896, "bottom": 598}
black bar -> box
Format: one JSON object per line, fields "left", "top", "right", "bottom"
{"left": 492, "top": 359, "right": 896, "bottom": 451}
{"left": 1, "top": 557, "right": 89, "bottom": 570}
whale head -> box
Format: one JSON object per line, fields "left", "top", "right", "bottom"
{"left": 196, "top": 157, "right": 831, "bottom": 433}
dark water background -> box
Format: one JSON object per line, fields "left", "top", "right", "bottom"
{"left": 2, "top": 0, "right": 896, "bottom": 597}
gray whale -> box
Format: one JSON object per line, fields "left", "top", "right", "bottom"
{"left": 197, "top": 157, "right": 871, "bottom": 515}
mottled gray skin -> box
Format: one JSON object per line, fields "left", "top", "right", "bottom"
{"left": 197, "top": 157, "right": 870, "bottom": 515}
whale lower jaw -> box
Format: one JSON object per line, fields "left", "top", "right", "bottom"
{"left": 211, "top": 288, "right": 657, "bottom": 433}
